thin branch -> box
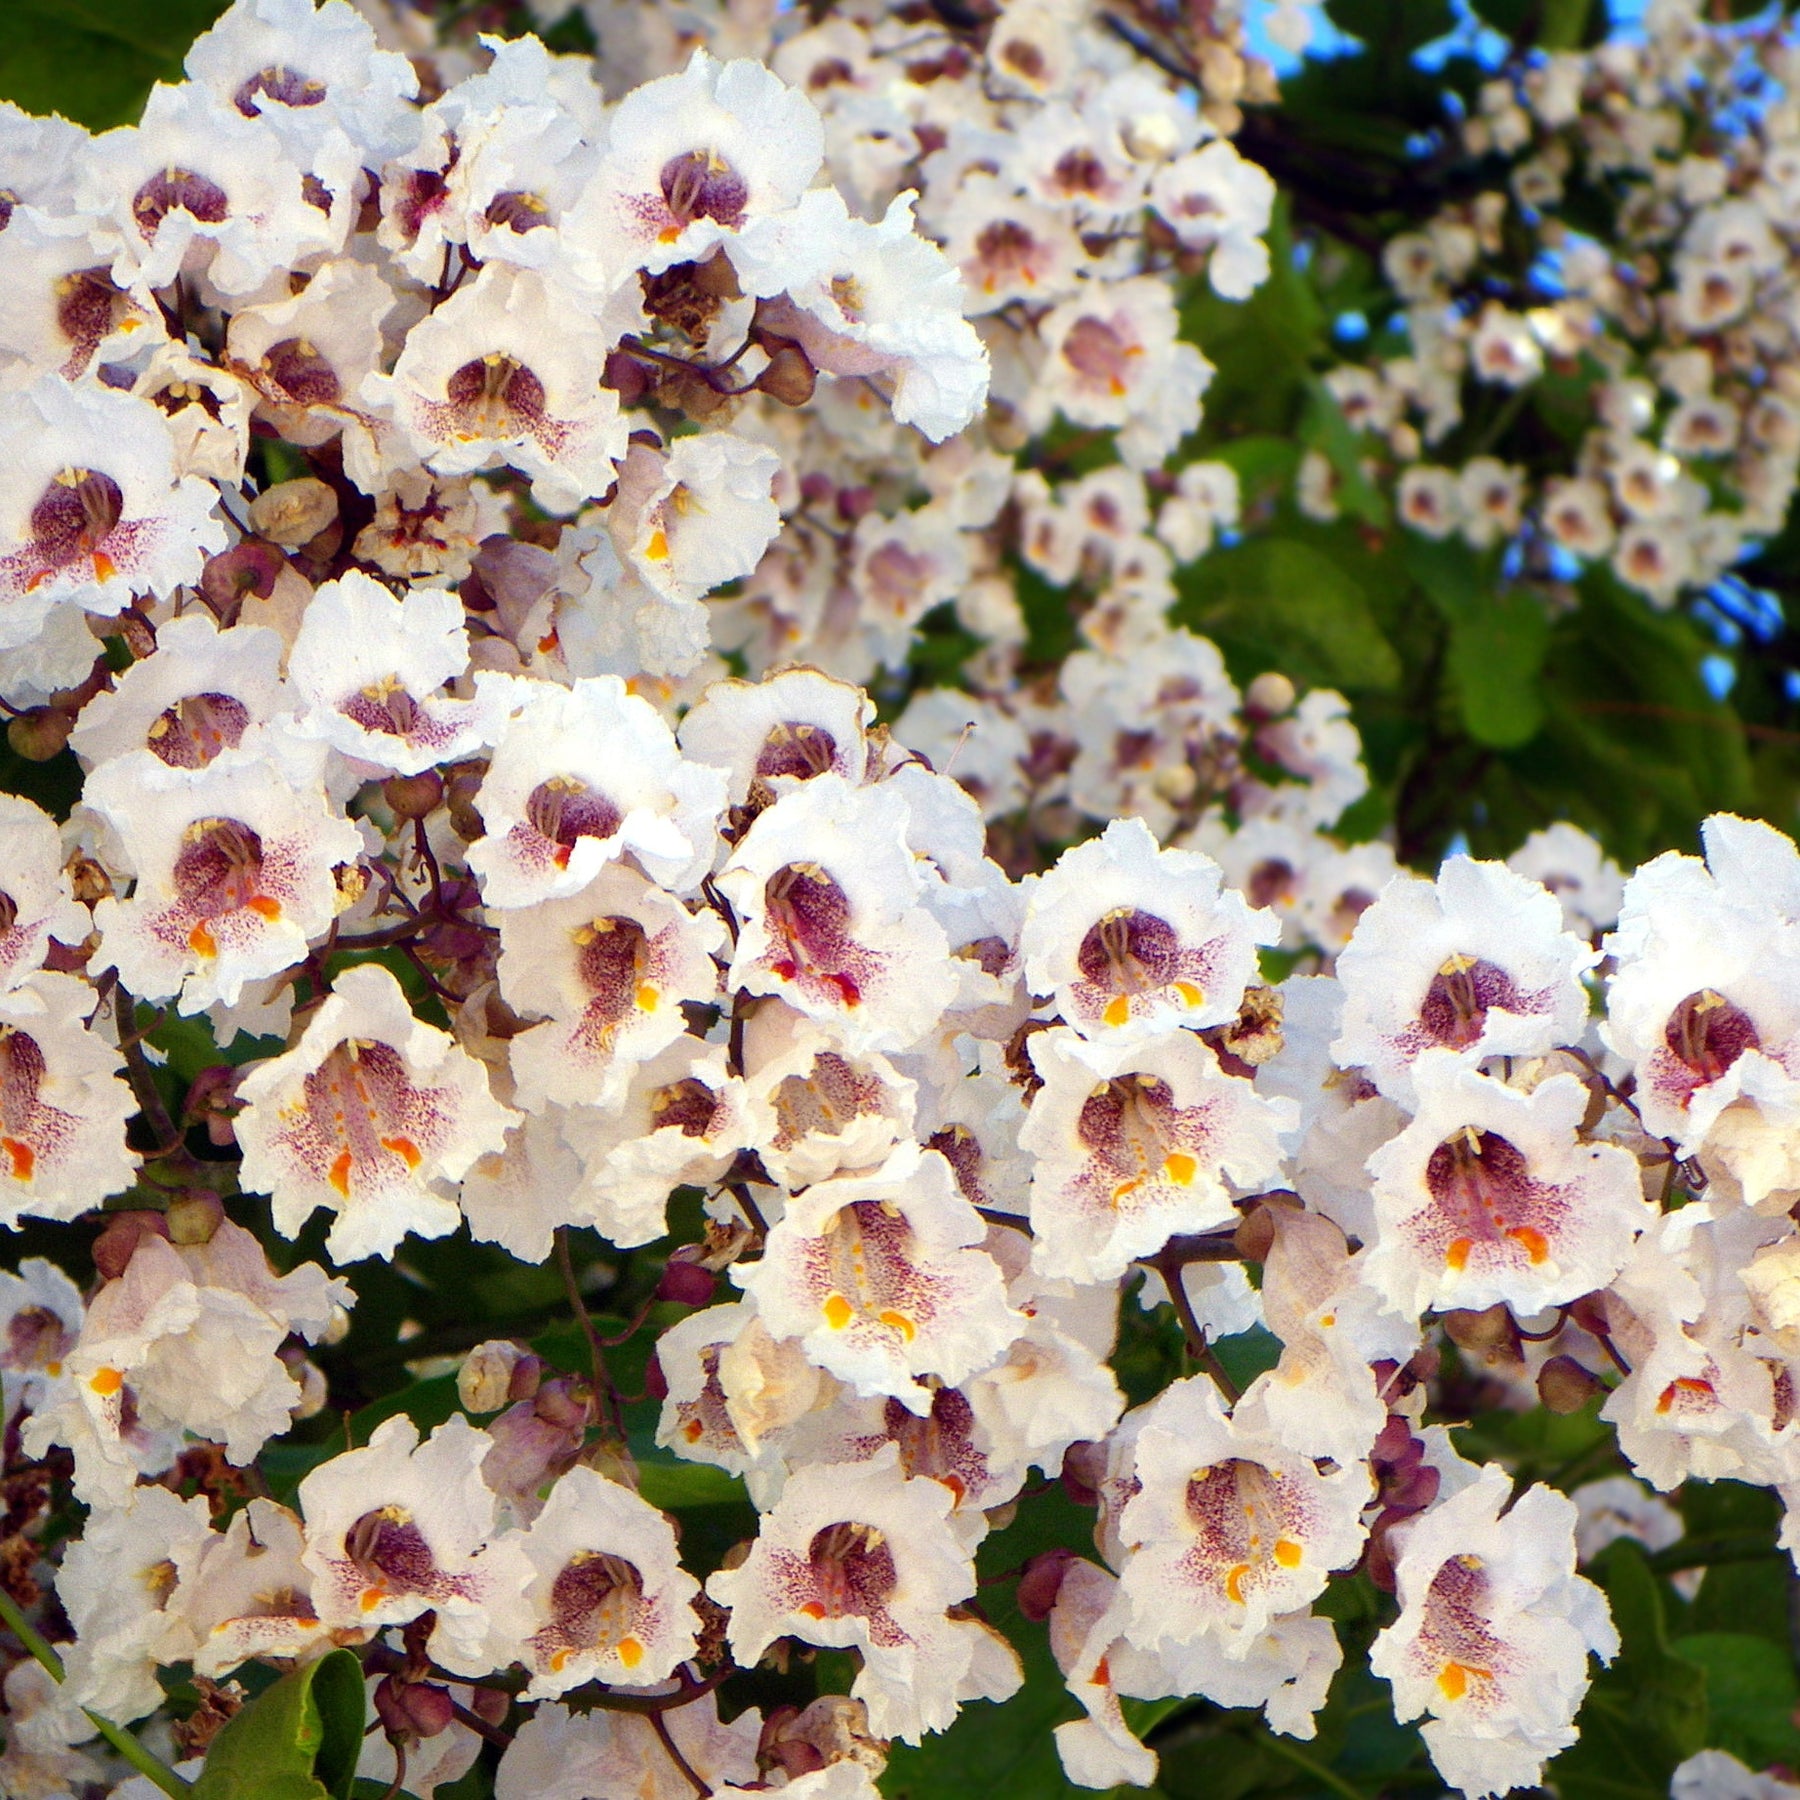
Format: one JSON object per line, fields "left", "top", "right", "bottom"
{"left": 650, "top": 1708, "right": 712, "bottom": 1797}
{"left": 555, "top": 1226, "right": 622, "bottom": 1436}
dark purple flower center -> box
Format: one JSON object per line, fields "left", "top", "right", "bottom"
{"left": 132, "top": 167, "right": 230, "bottom": 238}
{"left": 1664, "top": 988, "right": 1759, "bottom": 1083}
{"left": 804, "top": 1520, "right": 898, "bottom": 1620}
{"left": 754, "top": 721, "right": 838, "bottom": 783}
{"left": 649, "top": 1076, "right": 721, "bottom": 1138}
{"left": 263, "top": 337, "right": 343, "bottom": 408}
{"left": 234, "top": 65, "right": 327, "bottom": 114}
{"left": 148, "top": 693, "right": 251, "bottom": 769}
{"left": 659, "top": 150, "right": 748, "bottom": 231}
{"left": 1417, "top": 955, "right": 1522, "bottom": 1052}
{"left": 528, "top": 779, "right": 622, "bottom": 863}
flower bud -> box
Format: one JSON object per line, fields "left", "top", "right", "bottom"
{"left": 92, "top": 1209, "right": 171, "bottom": 1281}
{"left": 248, "top": 477, "right": 339, "bottom": 549}
{"left": 1537, "top": 1354, "right": 1605, "bottom": 1414}
{"left": 458, "top": 1340, "right": 535, "bottom": 1414}
{"left": 642, "top": 1348, "right": 668, "bottom": 1402}
{"left": 383, "top": 771, "right": 444, "bottom": 821}
{"left": 165, "top": 1190, "right": 225, "bottom": 1245}
{"left": 200, "top": 540, "right": 285, "bottom": 619}
{"left": 1245, "top": 671, "right": 1296, "bottom": 718}
{"left": 1016, "top": 1547, "right": 1081, "bottom": 1622}
{"left": 374, "top": 1676, "right": 455, "bottom": 1742}
{"left": 603, "top": 348, "right": 651, "bottom": 406}
{"left": 7, "top": 709, "right": 72, "bottom": 762}
{"left": 757, "top": 342, "right": 817, "bottom": 407}
{"left": 656, "top": 1254, "right": 718, "bottom": 1308}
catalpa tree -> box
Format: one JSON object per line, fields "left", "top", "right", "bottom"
{"left": 0, "top": 2, "right": 1795, "bottom": 1798}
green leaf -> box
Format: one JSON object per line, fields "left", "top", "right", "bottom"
{"left": 1403, "top": 538, "right": 1548, "bottom": 749}
{"left": 0, "top": 0, "right": 229, "bottom": 129}
{"left": 192, "top": 1649, "right": 366, "bottom": 1800}
{"left": 1174, "top": 539, "right": 1401, "bottom": 694}
{"left": 1673, "top": 1634, "right": 1800, "bottom": 1770}
{"left": 1324, "top": 0, "right": 1456, "bottom": 53}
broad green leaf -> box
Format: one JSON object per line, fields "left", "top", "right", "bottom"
{"left": 1175, "top": 538, "right": 1401, "bottom": 694}
{"left": 192, "top": 1649, "right": 365, "bottom": 1800}
{"left": 1442, "top": 588, "right": 1551, "bottom": 749}
{"left": 1673, "top": 1634, "right": 1800, "bottom": 1770}
{"left": 1325, "top": 0, "right": 1456, "bottom": 50}
{"left": 0, "top": 0, "right": 229, "bottom": 129}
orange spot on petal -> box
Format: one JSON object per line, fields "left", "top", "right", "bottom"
{"left": 188, "top": 919, "right": 217, "bottom": 958}
{"left": 877, "top": 1309, "right": 915, "bottom": 1341}
{"left": 799, "top": 1600, "right": 828, "bottom": 1620}
{"left": 359, "top": 1585, "right": 388, "bottom": 1613}
{"left": 328, "top": 1151, "right": 354, "bottom": 1198}
{"left": 380, "top": 1135, "right": 422, "bottom": 1170}
{"left": 246, "top": 894, "right": 282, "bottom": 920}
{"left": 1445, "top": 1238, "right": 1472, "bottom": 1271}
{"left": 1173, "top": 981, "right": 1204, "bottom": 1007}
{"left": 616, "top": 1636, "right": 644, "bottom": 1669}
{"left": 1224, "top": 1563, "right": 1250, "bottom": 1604}
{"left": 1102, "top": 994, "right": 1131, "bottom": 1028}
{"left": 91, "top": 551, "right": 117, "bottom": 583}
{"left": 1508, "top": 1226, "right": 1549, "bottom": 1264}
{"left": 1274, "top": 1538, "right": 1302, "bottom": 1568}
{"left": 1, "top": 1136, "right": 35, "bottom": 1182}
{"left": 88, "top": 1366, "right": 123, "bottom": 1397}
{"left": 823, "top": 1293, "right": 855, "bottom": 1331}
{"left": 645, "top": 527, "right": 669, "bottom": 562}
{"left": 1163, "top": 1151, "right": 1198, "bottom": 1185}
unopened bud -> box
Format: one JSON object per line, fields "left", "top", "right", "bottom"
{"left": 458, "top": 1339, "right": 533, "bottom": 1414}
{"left": 757, "top": 342, "right": 817, "bottom": 407}
{"left": 92, "top": 1210, "right": 170, "bottom": 1281}
{"left": 165, "top": 1190, "right": 224, "bottom": 1245}
{"left": 1442, "top": 1303, "right": 1519, "bottom": 1354}
{"left": 1016, "top": 1547, "right": 1081, "bottom": 1622}
{"left": 603, "top": 348, "right": 650, "bottom": 406}
{"left": 1060, "top": 1439, "right": 1106, "bottom": 1507}
{"left": 200, "top": 540, "right": 285, "bottom": 618}
{"left": 7, "top": 709, "right": 72, "bottom": 762}
{"left": 581, "top": 1435, "right": 639, "bottom": 1490}
{"left": 657, "top": 1255, "right": 718, "bottom": 1307}
{"left": 1537, "top": 1354, "right": 1604, "bottom": 1414}
{"left": 1245, "top": 671, "right": 1296, "bottom": 718}
{"left": 374, "top": 1677, "right": 455, "bottom": 1742}
{"left": 443, "top": 761, "right": 487, "bottom": 841}
{"left": 642, "top": 1348, "right": 668, "bottom": 1402}
{"left": 383, "top": 770, "right": 444, "bottom": 821}
{"left": 248, "top": 476, "right": 338, "bottom": 549}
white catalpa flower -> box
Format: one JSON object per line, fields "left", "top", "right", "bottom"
{"left": 1603, "top": 815, "right": 1800, "bottom": 1199}
{"left": 68, "top": 613, "right": 287, "bottom": 771}
{"left": 1333, "top": 857, "right": 1596, "bottom": 1105}
{"left": 0, "top": 795, "right": 85, "bottom": 992}
{"left": 459, "top": 1106, "right": 589, "bottom": 1264}
{"left": 79, "top": 82, "right": 346, "bottom": 299}
{"left": 561, "top": 1038, "right": 748, "bottom": 1246}
{"left": 707, "top": 1442, "right": 986, "bottom": 1743}
{"left": 1020, "top": 1026, "right": 1293, "bottom": 1284}
{"left": 1363, "top": 1053, "right": 1651, "bottom": 1318}
{"left": 0, "top": 377, "right": 226, "bottom": 648}
{"left": 566, "top": 49, "right": 823, "bottom": 282}
{"left": 482, "top": 1465, "right": 701, "bottom": 1697}
{"left": 1371, "top": 1467, "right": 1618, "bottom": 1800}
{"left": 496, "top": 862, "right": 724, "bottom": 1115}
{"left": 288, "top": 570, "right": 493, "bottom": 775}
{"left": 607, "top": 434, "right": 783, "bottom": 607}
{"left": 0, "top": 209, "right": 164, "bottom": 388}
{"left": 1149, "top": 143, "right": 1277, "bottom": 299}
{"left": 1118, "top": 1376, "right": 1369, "bottom": 1652}
{"left": 677, "top": 666, "right": 875, "bottom": 811}
{"left": 236, "top": 962, "right": 518, "bottom": 1262}
{"left": 469, "top": 674, "right": 727, "bottom": 903}
{"left": 655, "top": 1299, "right": 834, "bottom": 1481}
{"left": 35, "top": 1219, "right": 345, "bottom": 1497}
{"left": 298, "top": 1414, "right": 518, "bottom": 1656}
{"left": 1506, "top": 823, "right": 1625, "bottom": 941}
{"left": 1022, "top": 817, "right": 1278, "bottom": 1041}
{"left": 735, "top": 1142, "right": 1022, "bottom": 1415}
{"left": 173, "top": 1497, "right": 333, "bottom": 1676}
{"left": 225, "top": 255, "right": 399, "bottom": 451}
{"left": 1027, "top": 276, "right": 1213, "bottom": 471}
{"left": 57, "top": 1487, "right": 212, "bottom": 1724}
{"left": 731, "top": 189, "right": 990, "bottom": 442}
{"left": 0, "top": 972, "right": 136, "bottom": 1229}
{"left": 741, "top": 1007, "right": 917, "bottom": 1189}
{"left": 87, "top": 732, "right": 362, "bottom": 1012}
{"left": 366, "top": 263, "right": 628, "bottom": 515}
{"left": 0, "top": 1255, "right": 83, "bottom": 1420}
{"left": 717, "top": 774, "right": 957, "bottom": 1054}
{"left": 182, "top": 0, "right": 420, "bottom": 164}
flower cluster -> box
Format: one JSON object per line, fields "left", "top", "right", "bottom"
{"left": 1303, "top": 2, "right": 1800, "bottom": 611}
